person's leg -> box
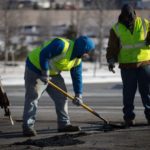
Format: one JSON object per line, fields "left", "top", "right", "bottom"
{"left": 23, "top": 67, "right": 47, "bottom": 135}
{"left": 138, "top": 65, "right": 150, "bottom": 123}
{"left": 121, "top": 68, "right": 137, "bottom": 123}
{"left": 46, "top": 74, "right": 80, "bottom": 132}
{"left": 46, "top": 74, "right": 70, "bottom": 128}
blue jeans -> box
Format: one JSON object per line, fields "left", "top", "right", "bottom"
{"left": 23, "top": 67, "right": 70, "bottom": 130}
{"left": 121, "top": 65, "right": 150, "bottom": 121}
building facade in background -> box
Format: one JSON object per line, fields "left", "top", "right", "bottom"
{"left": 0, "top": 0, "right": 149, "bottom": 62}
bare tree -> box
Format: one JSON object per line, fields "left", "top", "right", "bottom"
{"left": 0, "top": 0, "right": 22, "bottom": 71}
{"left": 94, "top": 0, "right": 116, "bottom": 68}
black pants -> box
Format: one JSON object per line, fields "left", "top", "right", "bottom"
{"left": 121, "top": 65, "right": 150, "bottom": 121}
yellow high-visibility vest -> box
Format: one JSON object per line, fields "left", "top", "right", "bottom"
{"left": 28, "top": 37, "right": 81, "bottom": 75}
{"left": 113, "top": 17, "right": 150, "bottom": 63}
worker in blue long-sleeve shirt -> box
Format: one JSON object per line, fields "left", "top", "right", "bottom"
{"left": 22, "top": 36, "right": 95, "bottom": 136}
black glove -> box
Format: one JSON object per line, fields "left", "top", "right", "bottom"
{"left": 40, "top": 70, "right": 49, "bottom": 83}
{"left": 108, "top": 58, "right": 115, "bottom": 73}
{"left": 108, "top": 63, "right": 115, "bottom": 73}
{"left": 72, "top": 94, "right": 83, "bottom": 106}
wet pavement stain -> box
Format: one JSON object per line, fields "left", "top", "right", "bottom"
{"left": 14, "top": 132, "right": 89, "bottom": 147}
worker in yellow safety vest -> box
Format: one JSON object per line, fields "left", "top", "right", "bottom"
{"left": 106, "top": 4, "right": 150, "bottom": 127}
{"left": 23, "top": 36, "right": 95, "bottom": 136}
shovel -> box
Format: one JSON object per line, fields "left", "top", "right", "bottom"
{"left": 47, "top": 80, "right": 108, "bottom": 124}
{"left": 47, "top": 80, "right": 126, "bottom": 131}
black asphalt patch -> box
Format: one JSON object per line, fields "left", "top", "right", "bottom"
{"left": 81, "top": 121, "right": 126, "bottom": 132}
{"left": 14, "top": 132, "right": 88, "bottom": 147}
{"left": 82, "top": 121, "right": 150, "bottom": 132}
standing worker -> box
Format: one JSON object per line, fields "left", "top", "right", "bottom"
{"left": 106, "top": 4, "right": 150, "bottom": 126}
{"left": 23, "top": 35, "right": 95, "bottom": 136}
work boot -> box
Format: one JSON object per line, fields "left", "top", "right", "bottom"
{"left": 124, "top": 119, "right": 135, "bottom": 127}
{"left": 58, "top": 125, "right": 81, "bottom": 132}
{"left": 23, "top": 127, "right": 37, "bottom": 137}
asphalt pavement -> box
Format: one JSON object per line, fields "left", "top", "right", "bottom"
{"left": 0, "top": 114, "right": 150, "bottom": 150}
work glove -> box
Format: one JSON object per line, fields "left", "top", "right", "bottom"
{"left": 72, "top": 94, "right": 83, "bottom": 106}
{"left": 40, "top": 70, "right": 50, "bottom": 84}
{"left": 108, "top": 58, "right": 115, "bottom": 73}
{"left": 108, "top": 63, "right": 115, "bottom": 73}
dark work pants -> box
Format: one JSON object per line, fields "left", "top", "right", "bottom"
{"left": 121, "top": 65, "right": 150, "bottom": 121}
{"left": 23, "top": 67, "right": 70, "bottom": 130}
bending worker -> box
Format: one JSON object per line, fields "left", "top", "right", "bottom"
{"left": 22, "top": 35, "right": 95, "bottom": 136}
{"left": 106, "top": 4, "right": 150, "bottom": 126}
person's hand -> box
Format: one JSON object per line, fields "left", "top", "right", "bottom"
{"left": 108, "top": 62, "right": 115, "bottom": 73}
{"left": 40, "top": 70, "right": 50, "bottom": 84}
{"left": 72, "top": 94, "right": 83, "bottom": 106}
{"left": 108, "top": 58, "right": 115, "bottom": 73}
{"left": 40, "top": 76, "right": 49, "bottom": 84}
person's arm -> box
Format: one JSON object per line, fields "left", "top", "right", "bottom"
{"left": 106, "top": 28, "right": 120, "bottom": 63}
{"left": 70, "top": 62, "right": 82, "bottom": 95}
{"left": 106, "top": 28, "right": 120, "bottom": 73}
{"left": 39, "top": 39, "right": 65, "bottom": 71}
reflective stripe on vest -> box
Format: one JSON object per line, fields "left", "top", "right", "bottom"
{"left": 113, "top": 17, "right": 150, "bottom": 63}
{"left": 122, "top": 41, "right": 146, "bottom": 49}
